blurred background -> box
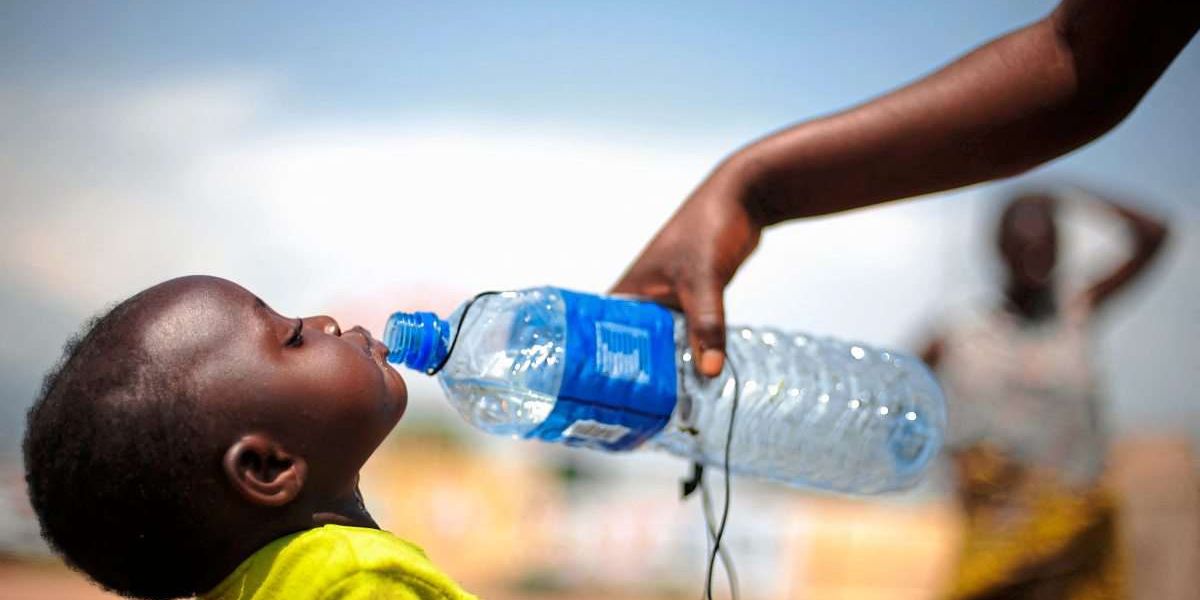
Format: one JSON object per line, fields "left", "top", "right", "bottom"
{"left": 1, "top": 1, "right": 1197, "bottom": 598}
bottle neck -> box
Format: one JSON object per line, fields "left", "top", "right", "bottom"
{"left": 383, "top": 311, "right": 451, "bottom": 372}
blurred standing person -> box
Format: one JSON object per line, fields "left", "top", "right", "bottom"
{"left": 920, "top": 190, "right": 1168, "bottom": 600}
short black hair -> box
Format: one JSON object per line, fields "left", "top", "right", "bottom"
{"left": 23, "top": 291, "right": 225, "bottom": 599}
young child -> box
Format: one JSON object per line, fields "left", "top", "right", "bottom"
{"left": 23, "top": 275, "right": 477, "bottom": 599}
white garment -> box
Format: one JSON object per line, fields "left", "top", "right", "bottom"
{"left": 935, "top": 296, "right": 1107, "bottom": 488}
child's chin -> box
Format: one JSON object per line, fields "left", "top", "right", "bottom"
{"left": 391, "top": 391, "right": 410, "bottom": 427}
{"left": 381, "top": 369, "right": 408, "bottom": 420}
{"left": 383, "top": 392, "right": 407, "bottom": 428}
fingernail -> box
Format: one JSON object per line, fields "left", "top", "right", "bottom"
{"left": 700, "top": 350, "right": 724, "bottom": 377}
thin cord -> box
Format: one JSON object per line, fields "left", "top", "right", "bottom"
{"left": 703, "top": 360, "right": 740, "bottom": 600}
{"left": 701, "top": 475, "right": 740, "bottom": 600}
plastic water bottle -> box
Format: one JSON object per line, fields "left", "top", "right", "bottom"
{"left": 384, "top": 287, "right": 945, "bottom": 493}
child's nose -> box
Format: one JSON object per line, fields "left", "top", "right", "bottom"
{"left": 303, "top": 315, "right": 341, "bottom": 336}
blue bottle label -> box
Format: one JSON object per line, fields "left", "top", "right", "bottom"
{"left": 525, "top": 288, "right": 678, "bottom": 451}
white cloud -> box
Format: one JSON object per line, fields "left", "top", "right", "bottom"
{"left": 0, "top": 74, "right": 1196, "bottom": 439}
{"left": 108, "top": 75, "right": 270, "bottom": 151}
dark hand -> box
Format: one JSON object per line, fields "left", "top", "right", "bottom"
{"left": 611, "top": 160, "right": 764, "bottom": 377}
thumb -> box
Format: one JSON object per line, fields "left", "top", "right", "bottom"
{"left": 678, "top": 277, "right": 727, "bottom": 378}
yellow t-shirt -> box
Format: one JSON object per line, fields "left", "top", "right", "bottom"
{"left": 202, "top": 525, "right": 476, "bottom": 600}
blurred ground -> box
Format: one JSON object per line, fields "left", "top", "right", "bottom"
{"left": 0, "top": 561, "right": 668, "bottom": 600}
{"left": 1, "top": 434, "right": 1194, "bottom": 599}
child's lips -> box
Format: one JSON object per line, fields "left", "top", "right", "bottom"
{"left": 345, "top": 326, "right": 390, "bottom": 364}
{"left": 345, "top": 325, "right": 406, "bottom": 413}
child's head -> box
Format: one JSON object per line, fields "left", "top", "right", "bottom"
{"left": 23, "top": 275, "right": 407, "bottom": 599}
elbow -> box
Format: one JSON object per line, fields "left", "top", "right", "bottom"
{"left": 1130, "top": 214, "right": 1170, "bottom": 264}
{"left": 1143, "top": 218, "right": 1169, "bottom": 252}
{"left": 1045, "top": 9, "right": 1151, "bottom": 144}
{"left": 1064, "top": 85, "right": 1142, "bottom": 145}
{"left": 1050, "top": 76, "right": 1140, "bottom": 160}
{"left": 986, "top": 18, "right": 1132, "bottom": 177}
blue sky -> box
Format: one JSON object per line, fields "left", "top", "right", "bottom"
{"left": 4, "top": 1, "right": 1196, "bottom": 204}
{"left": 1, "top": 1, "right": 1197, "bottom": 451}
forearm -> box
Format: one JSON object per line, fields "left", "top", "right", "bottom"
{"left": 1080, "top": 190, "right": 1170, "bottom": 309}
{"left": 731, "top": 0, "right": 1198, "bottom": 225}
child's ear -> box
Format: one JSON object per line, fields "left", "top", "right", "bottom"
{"left": 222, "top": 434, "right": 307, "bottom": 507}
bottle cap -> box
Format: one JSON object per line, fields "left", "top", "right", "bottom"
{"left": 383, "top": 311, "right": 451, "bottom": 372}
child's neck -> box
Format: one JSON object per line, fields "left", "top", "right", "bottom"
{"left": 312, "top": 485, "right": 379, "bottom": 529}
{"left": 201, "top": 488, "right": 379, "bottom": 593}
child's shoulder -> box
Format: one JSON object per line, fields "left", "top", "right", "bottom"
{"left": 299, "top": 524, "right": 430, "bottom": 562}
{"left": 203, "top": 525, "right": 475, "bottom": 600}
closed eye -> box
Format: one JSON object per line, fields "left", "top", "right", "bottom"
{"left": 285, "top": 318, "right": 304, "bottom": 348}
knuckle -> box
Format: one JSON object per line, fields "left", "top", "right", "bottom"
{"left": 691, "top": 317, "right": 725, "bottom": 343}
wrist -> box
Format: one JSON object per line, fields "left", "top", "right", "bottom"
{"left": 716, "top": 149, "right": 776, "bottom": 228}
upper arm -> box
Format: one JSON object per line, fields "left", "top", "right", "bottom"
{"left": 1050, "top": 0, "right": 1199, "bottom": 126}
